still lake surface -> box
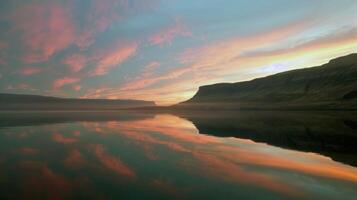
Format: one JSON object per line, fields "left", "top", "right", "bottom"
{"left": 0, "top": 111, "right": 357, "bottom": 200}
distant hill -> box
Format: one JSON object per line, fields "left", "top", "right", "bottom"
{"left": 0, "top": 93, "right": 155, "bottom": 110}
{"left": 179, "top": 53, "right": 357, "bottom": 110}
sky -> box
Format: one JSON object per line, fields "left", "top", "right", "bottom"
{"left": 0, "top": 0, "right": 356, "bottom": 105}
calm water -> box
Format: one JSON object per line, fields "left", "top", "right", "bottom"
{"left": 0, "top": 111, "right": 357, "bottom": 200}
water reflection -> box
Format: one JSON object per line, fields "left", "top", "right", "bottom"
{"left": 0, "top": 111, "right": 356, "bottom": 200}
{"left": 176, "top": 111, "right": 357, "bottom": 166}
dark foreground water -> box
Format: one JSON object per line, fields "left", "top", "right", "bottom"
{"left": 0, "top": 111, "right": 356, "bottom": 200}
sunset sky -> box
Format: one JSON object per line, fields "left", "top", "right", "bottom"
{"left": 0, "top": 0, "right": 356, "bottom": 105}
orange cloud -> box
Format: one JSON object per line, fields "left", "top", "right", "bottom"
{"left": 53, "top": 77, "right": 80, "bottom": 89}
{"left": 219, "top": 145, "right": 357, "bottom": 183}
{"left": 191, "top": 152, "right": 301, "bottom": 198}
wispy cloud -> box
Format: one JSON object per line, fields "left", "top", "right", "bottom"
{"left": 1, "top": 0, "right": 357, "bottom": 103}
{"left": 101, "top": 20, "right": 357, "bottom": 105}
{"left": 72, "top": 85, "right": 82, "bottom": 91}
{"left": 62, "top": 54, "right": 88, "bottom": 73}
{"left": 11, "top": 3, "right": 76, "bottom": 63}
{"left": 90, "top": 42, "right": 137, "bottom": 76}
{"left": 18, "top": 67, "right": 44, "bottom": 76}
{"left": 93, "top": 144, "right": 136, "bottom": 178}
{"left": 149, "top": 19, "right": 192, "bottom": 45}
{"left": 53, "top": 77, "right": 81, "bottom": 89}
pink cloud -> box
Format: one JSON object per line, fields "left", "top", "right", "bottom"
{"left": 18, "top": 67, "right": 43, "bottom": 76}
{"left": 11, "top": 3, "right": 76, "bottom": 63}
{"left": 142, "top": 61, "right": 160, "bottom": 76}
{"left": 119, "top": 66, "right": 191, "bottom": 91}
{"left": 72, "top": 130, "right": 81, "bottom": 136}
{"left": 75, "top": 0, "right": 123, "bottom": 49}
{"left": 53, "top": 77, "right": 80, "bottom": 89}
{"left": 149, "top": 19, "right": 192, "bottom": 45}
{"left": 17, "top": 162, "right": 73, "bottom": 199}
{"left": 93, "top": 144, "right": 136, "bottom": 178}
{"left": 62, "top": 54, "right": 87, "bottom": 72}
{"left": 90, "top": 42, "right": 137, "bottom": 76}
{"left": 65, "top": 150, "right": 86, "bottom": 169}
{"left": 52, "top": 133, "right": 77, "bottom": 144}
{"left": 76, "top": 0, "right": 159, "bottom": 49}
{"left": 80, "top": 87, "right": 111, "bottom": 99}
{"left": 72, "top": 85, "right": 82, "bottom": 91}
{"left": 18, "top": 147, "right": 39, "bottom": 155}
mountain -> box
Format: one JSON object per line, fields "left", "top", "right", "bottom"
{"left": 179, "top": 53, "right": 357, "bottom": 110}
{"left": 0, "top": 93, "right": 155, "bottom": 110}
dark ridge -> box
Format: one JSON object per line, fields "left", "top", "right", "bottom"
{"left": 178, "top": 53, "right": 357, "bottom": 110}
{"left": 343, "top": 90, "right": 357, "bottom": 100}
{"left": 344, "top": 120, "right": 357, "bottom": 129}
{"left": 0, "top": 93, "right": 156, "bottom": 110}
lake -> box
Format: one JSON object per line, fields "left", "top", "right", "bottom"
{"left": 0, "top": 111, "right": 357, "bottom": 200}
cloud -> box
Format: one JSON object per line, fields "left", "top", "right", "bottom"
{"left": 11, "top": 3, "right": 76, "bottom": 63}
{"left": 75, "top": 0, "right": 123, "bottom": 49}
{"left": 90, "top": 42, "right": 137, "bottom": 76}
{"left": 18, "top": 147, "right": 39, "bottom": 155}
{"left": 93, "top": 144, "right": 136, "bottom": 178}
{"left": 53, "top": 77, "right": 81, "bottom": 89}
{"left": 112, "top": 20, "right": 357, "bottom": 105}
{"left": 52, "top": 133, "right": 77, "bottom": 144}
{"left": 62, "top": 54, "right": 87, "bottom": 72}
{"left": 76, "top": 0, "right": 159, "bottom": 49}
{"left": 119, "top": 66, "right": 191, "bottom": 91}
{"left": 83, "top": 20, "right": 312, "bottom": 103}
{"left": 64, "top": 149, "right": 86, "bottom": 169}
{"left": 18, "top": 67, "right": 43, "bottom": 76}
{"left": 142, "top": 61, "right": 160, "bottom": 76}
{"left": 149, "top": 19, "right": 192, "bottom": 46}
{"left": 72, "top": 85, "right": 82, "bottom": 91}
{"left": 239, "top": 27, "right": 357, "bottom": 60}
{"left": 7, "top": 0, "right": 157, "bottom": 65}
{"left": 16, "top": 162, "right": 73, "bottom": 199}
